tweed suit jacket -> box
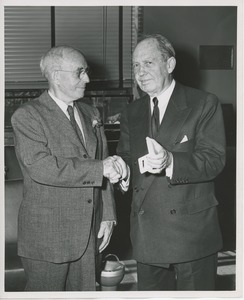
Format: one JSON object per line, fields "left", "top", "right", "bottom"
{"left": 11, "top": 91, "right": 116, "bottom": 263}
{"left": 117, "top": 82, "right": 226, "bottom": 265}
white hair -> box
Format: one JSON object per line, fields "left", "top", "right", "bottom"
{"left": 40, "top": 45, "right": 83, "bottom": 81}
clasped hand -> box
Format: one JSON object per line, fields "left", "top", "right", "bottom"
{"left": 103, "top": 155, "right": 128, "bottom": 183}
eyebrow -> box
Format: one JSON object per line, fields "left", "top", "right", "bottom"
{"left": 133, "top": 57, "right": 157, "bottom": 63}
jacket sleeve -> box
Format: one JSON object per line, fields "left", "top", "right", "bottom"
{"left": 96, "top": 113, "right": 117, "bottom": 222}
{"left": 116, "top": 106, "right": 132, "bottom": 168}
{"left": 11, "top": 105, "right": 104, "bottom": 188}
{"left": 170, "top": 94, "right": 226, "bottom": 184}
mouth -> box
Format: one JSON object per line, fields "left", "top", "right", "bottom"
{"left": 140, "top": 79, "right": 151, "bottom": 86}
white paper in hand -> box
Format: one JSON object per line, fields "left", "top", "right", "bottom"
{"left": 146, "top": 137, "right": 162, "bottom": 155}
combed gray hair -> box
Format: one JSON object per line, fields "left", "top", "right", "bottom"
{"left": 140, "top": 34, "right": 176, "bottom": 61}
{"left": 40, "top": 45, "right": 83, "bottom": 81}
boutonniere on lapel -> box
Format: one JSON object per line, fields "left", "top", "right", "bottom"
{"left": 92, "top": 117, "right": 103, "bottom": 131}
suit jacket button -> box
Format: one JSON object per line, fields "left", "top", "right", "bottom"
{"left": 134, "top": 161, "right": 137, "bottom": 165}
{"left": 87, "top": 199, "right": 92, "bottom": 203}
{"left": 83, "top": 154, "right": 87, "bottom": 158}
{"left": 134, "top": 186, "right": 139, "bottom": 192}
{"left": 170, "top": 209, "right": 176, "bottom": 215}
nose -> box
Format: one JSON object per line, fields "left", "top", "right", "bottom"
{"left": 135, "top": 65, "right": 147, "bottom": 77}
{"left": 82, "top": 72, "right": 90, "bottom": 83}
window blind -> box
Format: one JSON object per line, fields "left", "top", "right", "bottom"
{"left": 5, "top": 6, "right": 135, "bottom": 86}
{"left": 55, "top": 6, "right": 121, "bottom": 82}
{"left": 4, "top": 6, "right": 51, "bottom": 82}
{"left": 123, "top": 6, "right": 132, "bottom": 82}
{"left": 55, "top": 7, "right": 105, "bottom": 80}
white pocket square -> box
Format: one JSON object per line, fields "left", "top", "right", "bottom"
{"left": 180, "top": 135, "right": 188, "bottom": 143}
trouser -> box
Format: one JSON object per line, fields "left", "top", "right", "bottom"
{"left": 21, "top": 231, "right": 96, "bottom": 291}
{"left": 137, "top": 253, "right": 218, "bottom": 291}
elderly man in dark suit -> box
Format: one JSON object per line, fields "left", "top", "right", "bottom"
{"left": 117, "top": 34, "right": 226, "bottom": 290}
{"left": 11, "top": 45, "right": 127, "bottom": 291}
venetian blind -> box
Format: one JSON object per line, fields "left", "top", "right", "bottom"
{"left": 4, "top": 6, "right": 51, "bottom": 82}
{"left": 55, "top": 6, "right": 119, "bottom": 81}
{"left": 55, "top": 6, "right": 133, "bottom": 83}
{"left": 123, "top": 6, "right": 133, "bottom": 82}
{"left": 5, "top": 6, "right": 134, "bottom": 85}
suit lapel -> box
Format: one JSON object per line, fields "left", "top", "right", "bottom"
{"left": 156, "top": 83, "right": 192, "bottom": 147}
{"left": 40, "top": 92, "right": 89, "bottom": 154}
{"left": 132, "top": 96, "right": 155, "bottom": 210}
{"left": 136, "top": 83, "right": 192, "bottom": 209}
{"left": 136, "top": 95, "right": 151, "bottom": 134}
{"left": 75, "top": 102, "right": 97, "bottom": 159}
{"left": 132, "top": 95, "right": 151, "bottom": 156}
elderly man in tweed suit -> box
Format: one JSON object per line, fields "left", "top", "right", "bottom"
{"left": 11, "top": 45, "right": 127, "bottom": 291}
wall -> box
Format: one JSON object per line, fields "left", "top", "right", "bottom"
{"left": 143, "top": 6, "right": 237, "bottom": 110}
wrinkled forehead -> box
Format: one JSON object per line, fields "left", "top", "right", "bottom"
{"left": 133, "top": 39, "right": 160, "bottom": 62}
{"left": 62, "top": 50, "right": 87, "bottom": 69}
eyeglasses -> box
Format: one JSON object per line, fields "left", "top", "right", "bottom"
{"left": 56, "top": 67, "right": 90, "bottom": 78}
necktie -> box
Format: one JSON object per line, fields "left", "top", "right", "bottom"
{"left": 151, "top": 97, "right": 160, "bottom": 138}
{"left": 67, "top": 105, "right": 85, "bottom": 145}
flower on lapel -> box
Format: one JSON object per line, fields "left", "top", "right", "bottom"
{"left": 92, "top": 117, "right": 103, "bottom": 129}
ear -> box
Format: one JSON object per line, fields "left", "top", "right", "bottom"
{"left": 51, "top": 70, "right": 60, "bottom": 85}
{"left": 167, "top": 57, "right": 176, "bottom": 74}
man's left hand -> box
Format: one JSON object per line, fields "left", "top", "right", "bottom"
{"left": 146, "top": 146, "right": 173, "bottom": 174}
{"left": 98, "top": 220, "right": 115, "bottom": 252}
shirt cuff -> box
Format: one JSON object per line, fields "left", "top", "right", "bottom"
{"left": 165, "top": 153, "right": 173, "bottom": 179}
{"left": 119, "top": 165, "right": 130, "bottom": 192}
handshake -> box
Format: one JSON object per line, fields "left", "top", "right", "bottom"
{"left": 103, "top": 155, "right": 128, "bottom": 184}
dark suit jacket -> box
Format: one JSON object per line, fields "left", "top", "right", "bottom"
{"left": 117, "top": 82, "right": 226, "bottom": 265}
{"left": 11, "top": 91, "right": 116, "bottom": 263}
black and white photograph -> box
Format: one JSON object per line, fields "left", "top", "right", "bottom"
{"left": 1, "top": 0, "right": 243, "bottom": 299}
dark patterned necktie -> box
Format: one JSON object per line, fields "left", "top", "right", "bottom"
{"left": 67, "top": 105, "right": 85, "bottom": 145}
{"left": 151, "top": 97, "right": 160, "bottom": 138}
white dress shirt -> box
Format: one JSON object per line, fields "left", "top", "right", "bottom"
{"left": 48, "top": 91, "right": 86, "bottom": 145}
{"left": 150, "top": 79, "right": 175, "bottom": 122}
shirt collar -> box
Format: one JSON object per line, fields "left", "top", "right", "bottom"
{"left": 150, "top": 79, "right": 175, "bottom": 104}
{"left": 156, "top": 79, "right": 175, "bottom": 104}
{"left": 150, "top": 80, "right": 176, "bottom": 118}
{"left": 48, "top": 90, "right": 73, "bottom": 114}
